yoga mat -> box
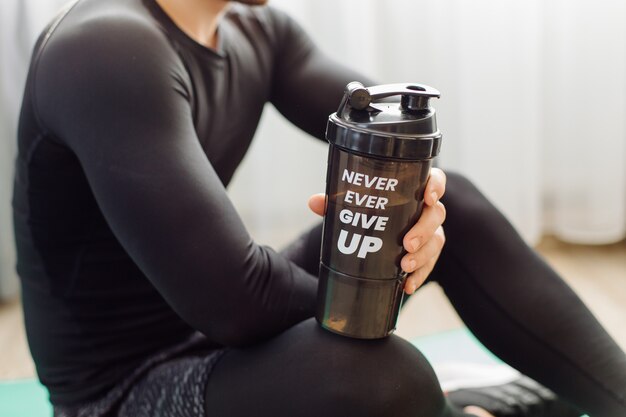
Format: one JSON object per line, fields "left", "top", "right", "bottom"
{"left": 0, "top": 378, "right": 51, "bottom": 417}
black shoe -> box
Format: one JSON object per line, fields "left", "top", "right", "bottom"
{"left": 447, "top": 376, "right": 583, "bottom": 417}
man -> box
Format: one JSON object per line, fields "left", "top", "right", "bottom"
{"left": 13, "top": 0, "right": 626, "bottom": 416}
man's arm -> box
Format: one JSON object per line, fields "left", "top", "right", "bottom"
{"left": 268, "top": 8, "right": 447, "bottom": 295}
{"left": 34, "top": 17, "right": 317, "bottom": 346}
{"left": 268, "top": 8, "right": 377, "bottom": 141}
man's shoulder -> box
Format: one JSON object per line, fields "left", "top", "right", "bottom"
{"left": 226, "top": 3, "right": 288, "bottom": 25}
{"left": 225, "top": 4, "right": 306, "bottom": 48}
{"left": 38, "top": 0, "right": 170, "bottom": 64}
{"left": 30, "top": 0, "right": 185, "bottom": 132}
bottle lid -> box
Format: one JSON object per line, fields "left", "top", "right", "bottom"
{"left": 326, "top": 82, "right": 442, "bottom": 161}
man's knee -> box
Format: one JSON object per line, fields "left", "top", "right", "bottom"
{"left": 209, "top": 319, "right": 449, "bottom": 417}
{"left": 297, "top": 319, "right": 448, "bottom": 416}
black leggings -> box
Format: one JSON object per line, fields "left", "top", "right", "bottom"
{"left": 203, "top": 172, "right": 626, "bottom": 417}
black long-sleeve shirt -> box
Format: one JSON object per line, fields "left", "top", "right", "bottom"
{"left": 13, "top": 0, "right": 368, "bottom": 405}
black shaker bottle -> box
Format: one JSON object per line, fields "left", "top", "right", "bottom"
{"left": 316, "top": 82, "right": 442, "bottom": 339}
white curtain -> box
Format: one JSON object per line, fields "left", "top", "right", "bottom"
{"left": 230, "top": 0, "right": 626, "bottom": 247}
{"left": 1, "top": 1, "right": 625, "bottom": 298}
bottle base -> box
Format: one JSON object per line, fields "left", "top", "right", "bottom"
{"left": 315, "top": 263, "right": 406, "bottom": 339}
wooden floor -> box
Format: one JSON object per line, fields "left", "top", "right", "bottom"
{"left": 0, "top": 236, "right": 624, "bottom": 380}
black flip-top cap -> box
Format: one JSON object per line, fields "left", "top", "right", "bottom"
{"left": 326, "top": 82, "right": 442, "bottom": 161}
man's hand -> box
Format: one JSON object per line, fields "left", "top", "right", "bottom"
{"left": 307, "top": 168, "right": 447, "bottom": 295}
{"left": 399, "top": 167, "right": 446, "bottom": 294}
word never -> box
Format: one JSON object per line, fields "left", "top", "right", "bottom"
{"left": 342, "top": 169, "right": 398, "bottom": 191}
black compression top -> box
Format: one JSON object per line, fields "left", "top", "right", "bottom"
{"left": 13, "top": 0, "right": 368, "bottom": 405}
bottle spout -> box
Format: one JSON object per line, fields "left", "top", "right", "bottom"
{"left": 338, "top": 82, "right": 440, "bottom": 117}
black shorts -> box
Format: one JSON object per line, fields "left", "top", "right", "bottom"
{"left": 53, "top": 333, "right": 226, "bottom": 417}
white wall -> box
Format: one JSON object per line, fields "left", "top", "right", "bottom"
{"left": 230, "top": 0, "right": 626, "bottom": 248}
{"left": 0, "top": 0, "right": 69, "bottom": 298}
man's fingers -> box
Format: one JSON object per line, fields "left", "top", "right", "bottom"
{"left": 404, "top": 255, "right": 438, "bottom": 294}
{"left": 308, "top": 193, "right": 326, "bottom": 216}
{"left": 403, "top": 226, "right": 445, "bottom": 294}
{"left": 425, "top": 168, "right": 447, "bottom": 206}
{"left": 401, "top": 226, "right": 445, "bottom": 273}
{"left": 403, "top": 202, "right": 446, "bottom": 252}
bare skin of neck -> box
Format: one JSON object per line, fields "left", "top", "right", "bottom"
{"left": 155, "top": 0, "right": 229, "bottom": 49}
